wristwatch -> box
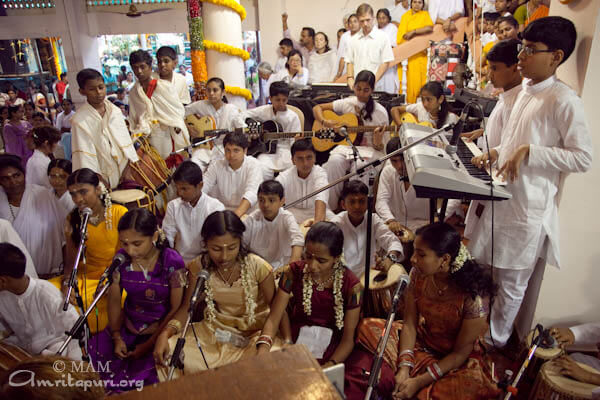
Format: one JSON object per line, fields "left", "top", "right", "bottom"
{"left": 386, "top": 253, "right": 400, "bottom": 264}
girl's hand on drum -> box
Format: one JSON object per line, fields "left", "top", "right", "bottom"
{"left": 113, "top": 337, "right": 128, "bottom": 359}
{"left": 376, "top": 257, "right": 393, "bottom": 272}
{"left": 555, "top": 355, "right": 596, "bottom": 384}
{"left": 153, "top": 332, "right": 171, "bottom": 367}
{"left": 550, "top": 327, "right": 575, "bottom": 347}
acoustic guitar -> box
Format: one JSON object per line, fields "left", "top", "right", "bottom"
{"left": 245, "top": 118, "right": 337, "bottom": 157}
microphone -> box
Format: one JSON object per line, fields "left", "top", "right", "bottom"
{"left": 79, "top": 207, "right": 92, "bottom": 238}
{"left": 98, "top": 253, "right": 128, "bottom": 285}
{"left": 448, "top": 103, "right": 471, "bottom": 147}
{"left": 391, "top": 274, "right": 410, "bottom": 308}
{"left": 189, "top": 270, "right": 210, "bottom": 312}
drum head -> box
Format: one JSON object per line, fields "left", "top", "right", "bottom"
{"left": 111, "top": 189, "right": 147, "bottom": 204}
{"left": 527, "top": 330, "right": 563, "bottom": 360}
{"left": 360, "top": 264, "right": 407, "bottom": 290}
{"left": 542, "top": 360, "right": 597, "bottom": 398}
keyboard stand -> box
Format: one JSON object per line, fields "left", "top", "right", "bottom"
{"left": 429, "top": 198, "right": 450, "bottom": 224}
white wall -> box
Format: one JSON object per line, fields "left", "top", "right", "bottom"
{"left": 258, "top": 0, "right": 387, "bottom": 67}
{"left": 534, "top": 1, "right": 600, "bottom": 328}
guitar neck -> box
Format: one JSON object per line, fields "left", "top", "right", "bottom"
{"left": 262, "top": 132, "right": 319, "bottom": 140}
{"left": 345, "top": 125, "right": 399, "bottom": 134}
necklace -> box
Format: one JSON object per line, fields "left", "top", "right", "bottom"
{"left": 430, "top": 276, "right": 449, "bottom": 296}
{"left": 136, "top": 262, "right": 152, "bottom": 281}
{"left": 311, "top": 273, "right": 334, "bottom": 291}
{"left": 89, "top": 214, "right": 101, "bottom": 225}
{"left": 8, "top": 203, "right": 17, "bottom": 221}
{"left": 216, "top": 267, "right": 235, "bottom": 286}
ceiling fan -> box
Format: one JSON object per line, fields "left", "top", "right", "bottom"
{"left": 96, "top": 4, "right": 171, "bottom": 18}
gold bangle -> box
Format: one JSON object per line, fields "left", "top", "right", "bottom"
{"left": 167, "top": 319, "right": 182, "bottom": 335}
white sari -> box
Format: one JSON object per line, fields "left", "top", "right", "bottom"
{"left": 0, "top": 184, "right": 64, "bottom": 276}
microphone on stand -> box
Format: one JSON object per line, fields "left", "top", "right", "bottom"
{"left": 391, "top": 274, "right": 410, "bottom": 307}
{"left": 79, "top": 207, "right": 92, "bottom": 237}
{"left": 189, "top": 270, "right": 210, "bottom": 312}
{"left": 446, "top": 103, "right": 472, "bottom": 156}
{"left": 97, "top": 253, "right": 129, "bottom": 286}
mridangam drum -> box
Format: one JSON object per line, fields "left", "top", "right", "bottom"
{"left": 529, "top": 359, "right": 597, "bottom": 400}
{"left": 361, "top": 264, "right": 407, "bottom": 320}
{"left": 111, "top": 188, "right": 156, "bottom": 214}
{"left": 526, "top": 328, "right": 564, "bottom": 380}
{"left": 0, "top": 341, "right": 31, "bottom": 372}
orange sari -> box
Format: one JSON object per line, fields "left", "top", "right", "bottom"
{"left": 525, "top": 5, "right": 549, "bottom": 27}
{"left": 351, "top": 270, "right": 500, "bottom": 400}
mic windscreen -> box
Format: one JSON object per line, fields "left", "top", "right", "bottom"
{"left": 197, "top": 269, "right": 210, "bottom": 281}
{"left": 113, "top": 253, "right": 128, "bottom": 264}
{"left": 81, "top": 207, "right": 93, "bottom": 216}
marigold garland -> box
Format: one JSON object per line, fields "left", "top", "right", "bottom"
{"left": 191, "top": 49, "right": 208, "bottom": 84}
{"left": 225, "top": 85, "right": 252, "bottom": 101}
{"left": 203, "top": 40, "right": 250, "bottom": 61}
{"left": 200, "top": 0, "right": 246, "bottom": 21}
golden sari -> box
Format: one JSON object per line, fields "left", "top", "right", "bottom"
{"left": 158, "top": 253, "right": 282, "bottom": 380}
{"left": 50, "top": 204, "right": 128, "bottom": 333}
{"left": 397, "top": 10, "right": 434, "bottom": 103}
{"left": 347, "top": 269, "right": 500, "bottom": 400}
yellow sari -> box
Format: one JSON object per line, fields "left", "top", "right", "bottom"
{"left": 50, "top": 204, "right": 128, "bottom": 333}
{"left": 397, "top": 10, "right": 434, "bottom": 103}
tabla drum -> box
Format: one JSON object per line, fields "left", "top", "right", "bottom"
{"left": 526, "top": 328, "right": 564, "bottom": 380}
{"left": 111, "top": 188, "right": 156, "bottom": 214}
{"left": 0, "top": 341, "right": 31, "bottom": 372}
{"left": 360, "top": 264, "right": 407, "bottom": 320}
{"left": 529, "top": 359, "right": 596, "bottom": 400}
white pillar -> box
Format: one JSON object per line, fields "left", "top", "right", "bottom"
{"left": 203, "top": 1, "right": 247, "bottom": 110}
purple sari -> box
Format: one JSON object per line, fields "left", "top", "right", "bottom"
{"left": 280, "top": 261, "right": 362, "bottom": 364}
{"left": 3, "top": 121, "right": 33, "bottom": 167}
{"left": 88, "top": 248, "right": 186, "bottom": 393}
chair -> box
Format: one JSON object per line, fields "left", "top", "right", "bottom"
{"left": 287, "top": 104, "right": 305, "bottom": 131}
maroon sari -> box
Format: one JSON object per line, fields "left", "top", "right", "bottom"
{"left": 280, "top": 261, "right": 362, "bottom": 364}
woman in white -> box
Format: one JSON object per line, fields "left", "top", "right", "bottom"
{"left": 184, "top": 77, "right": 246, "bottom": 170}
{"left": 47, "top": 158, "right": 75, "bottom": 216}
{"left": 25, "top": 126, "right": 61, "bottom": 189}
{"left": 308, "top": 32, "right": 337, "bottom": 84}
{"left": 377, "top": 8, "right": 400, "bottom": 94}
{"left": 268, "top": 50, "right": 309, "bottom": 91}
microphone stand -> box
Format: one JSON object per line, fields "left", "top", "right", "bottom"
{"left": 167, "top": 272, "right": 210, "bottom": 380}
{"left": 57, "top": 268, "right": 116, "bottom": 356}
{"left": 63, "top": 212, "right": 92, "bottom": 359}
{"left": 501, "top": 324, "right": 544, "bottom": 400}
{"left": 172, "top": 134, "right": 222, "bottom": 158}
{"left": 284, "top": 124, "right": 454, "bottom": 307}
{"left": 364, "top": 278, "right": 409, "bottom": 400}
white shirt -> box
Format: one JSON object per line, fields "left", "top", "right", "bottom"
{"left": 345, "top": 26, "right": 394, "bottom": 81}
{"left": 243, "top": 209, "right": 304, "bottom": 270}
{"left": 477, "top": 84, "right": 522, "bottom": 151}
{"left": 428, "top": 0, "right": 465, "bottom": 23}
{"left": 336, "top": 31, "right": 352, "bottom": 75}
{"left": 184, "top": 100, "right": 246, "bottom": 155}
{"left": 406, "top": 102, "right": 459, "bottom": 127}
{"left": 56, "top": 191, "right": 75, "bottom": 215}
{"left": 389, "top": 3, "right": 409, "bottom": 23}
{"left": 332, "top": 96, "right": 390, "bottom": 148}
{"left": 269, "top": 67, "right": 310, "bottom": 89}
{"left": 55, "top": 110, "right": 74, "bottom": 132}
{"left": 162, "top": 194, "right": 225, "bottom": 262}
{"left": 202, "top": 156, "right": 264, "bottom": 208}
{"left": 376, "top": 164, "right": 430, "bottom": 231}
{"left": 570, "top": 322, "right": 600, "bottom": 348}
{"left": 467, "top": 76, "right": 593, "bottom": 270}
{"left": 274, "top": 56, "right": 288, "bottom": 73}
{"left": 308, "top": 50, "right": 337, "bottom": 84}
{"left": 330, "top": 211, "right": 404, "bottom": 277}
{"left": 25, "top": 149, "right": 52, "bottom": 189}
{"left": 243, "top": 105, "right": 301, "bottom": 153}
{"left": 481, "top": 32, "right": 498, "bottom": 47}
{"left": 161, "top": 72, "right": 192, "bottom": 105}
{"left": 378, "top": 23, "right": 400, "bottom": 95}
{"left": 283, "top": 29, "right": 317, "bottom": 67}
{"left": 0, "top": 277, "right": 81, "bottom": 359}
{"left": 276, "top": 165, "right": 329, "bottom": 222}
{"left": 0, "top": 219, "right": 37, "bottom": 278}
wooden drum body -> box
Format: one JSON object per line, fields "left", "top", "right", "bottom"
{"left": 0, "top": 341, "right": 31, "bottom": 374}
{"left": 361, "top": 264, "right": 407, "bottom": 320}
{"left": 111, "top": 188, "right": 156, "bottom": 214}
{"left": 525, "top": 329, "right": 564, "bottom": 380}
{"left": 529, "top": 359, "right": 597, "bottom": 400}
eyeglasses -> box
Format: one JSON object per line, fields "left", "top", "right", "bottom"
{"left": 518, "top": 44, "right": 555, "bottom": 57}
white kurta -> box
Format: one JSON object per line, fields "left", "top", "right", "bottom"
{"left": 202, "top": 156, "right": 263, "bottom": 209}
{"left": 268, "top": 67, "right": 310, "bottom": 90}
{"left": 185, "top": 100, "right": 246, "bottom": 166}
{"left": 345, "top": 26, "right": 394, "bottom": 92}
{"left": 375, "top": 164, "right": 430, "bottom": 231}
{"left": 274, "top": 56, "right": 287, "bottom": 73}
{"left": 308, "top": 50, "right": 338, "bottom": 84}
{"left": 0, "top": 184, "right": 64, "bottom": 275}
{"left": 405, "top": 102, "right": 459, "bottom": 127}
{"left": 242, "top": 209, "right": 304, "bottom": 270}
{"left": 0, "top": 219, "right": 37, "bottom": 278}
{"left": 324, "top": 96, "right": 390, "bottom": 209}
{"left": 336, "top": 31, "right": 352, "bottom": 77}
{"left": 330, "top": 211, "right": 404, "bottom": 277}
{"left": 467, "top": 76, "right": 593, "bottom": 270}
{"left": 243, "top": 105, "right": 300, "bottom": 176}
{"left": 389, "top": 3, "right": 409, "bottom": 23}
{"left": 25, "top": 149, "right": 52, "bottom": 189}
{"left": 379, "top": 23, "right": 400, "bottom": 95}
{"left": 276, "top": 165, "right": 330, "bottom": 224}
{"left": 128, "top": 80, "right": 190, "bottom": 159}
{"left": 71, "top": 100, "right": 139, "bottom": 188}
{"left": 55, "top": 110, "right": 74, "bottom": 131}
{"left": 427, "top": 0, "right": 465, "bottom": 23}
{"left": 0, "top": 277, "right": 82, "bottom": 360}
{"left": 162, "top": 194, "right": 225, "bottom": 262}
{"left": 163, "top": 72, "right": 192, "bottom": 105}
{"left": 56, "top": 191, "right": 76, "bottom": 216}
{"left": 570, "top": 322, "right": 600, "bottom": 347}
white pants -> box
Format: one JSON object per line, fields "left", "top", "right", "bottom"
{"left": 149, "top": 128, "right": 173, "bottom": 160}
{"left": 486, "top": 257, "right": 547, "bottom": 347}
{"left": 257, "top": 149, "right": 292, "bottom": 181}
